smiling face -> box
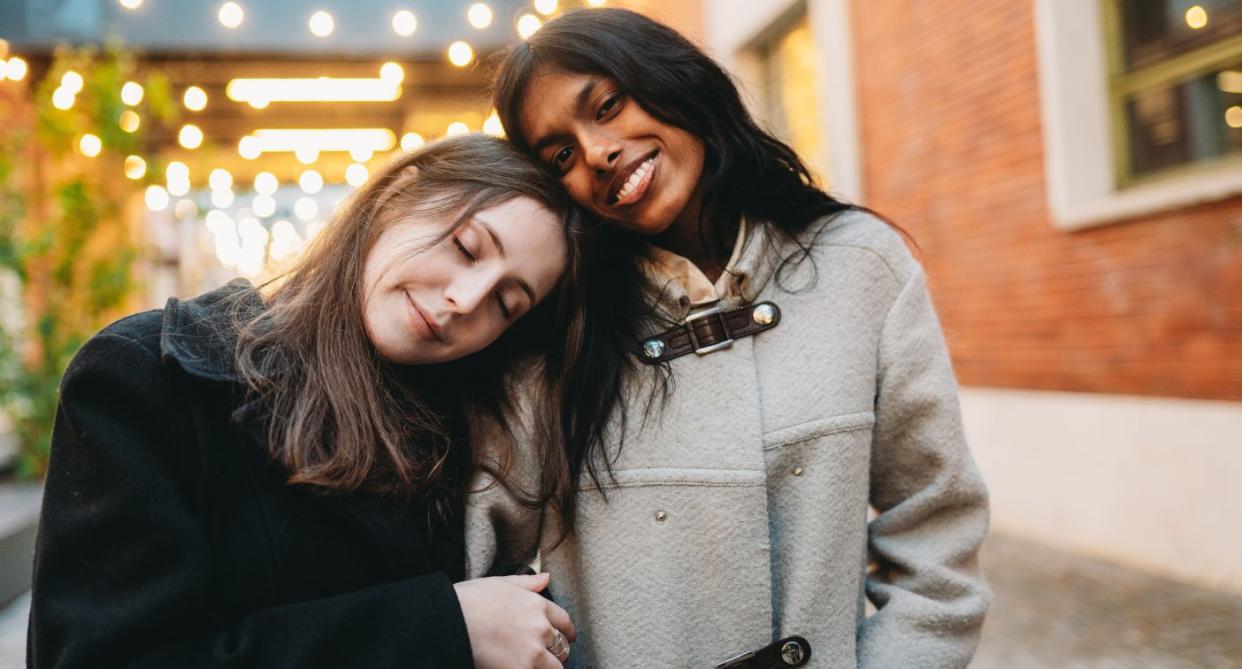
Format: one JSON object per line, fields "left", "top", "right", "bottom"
{"left": 519, "top": 69, "right": 706, "bottom": 237}
{"left": 361, "top": 196, "right": 567, "bottom": 365}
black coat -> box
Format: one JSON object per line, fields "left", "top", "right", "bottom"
{"left": 28, "top": 282, "right": 474, "bottom": 668}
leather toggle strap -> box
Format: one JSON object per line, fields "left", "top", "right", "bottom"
{"left": 636, "top": 301, "right": 782, "bottom": 364}
{"left": 715, "top": 635, "right": 812, "bottom": 669}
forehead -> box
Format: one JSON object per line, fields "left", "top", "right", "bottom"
{"left": 519, "top": 69, "right": 602, "bottom": 146}
{"left": 473, "top": 196, "right": 566, "bottom": 296}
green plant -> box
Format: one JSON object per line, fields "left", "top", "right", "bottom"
{"left": 0, "top": 46, "right": 173, "bottom": 478}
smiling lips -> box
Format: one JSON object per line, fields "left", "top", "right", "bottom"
{"left": 404, "top": 290, "right": 444, "bottom": 342}
{"left": 607, "top": 151, "right": 658, "bottom": 207}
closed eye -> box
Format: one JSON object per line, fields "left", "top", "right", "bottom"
{"left": 453, "top": 236, "right": 476, "bottom": 263}
{"left": 495, "top": 292, "right": 512, "bottom": 319}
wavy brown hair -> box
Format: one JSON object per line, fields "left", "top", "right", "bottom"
{"left": 229, "top": 134, "right": 581, "bottom": 517}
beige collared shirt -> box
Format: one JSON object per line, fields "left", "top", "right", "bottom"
{"left": 637, "top": 218, "right": 770, "bottom": 321}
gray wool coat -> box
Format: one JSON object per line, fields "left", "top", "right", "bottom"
{"left": 466, "top": 211, "right": 991, "bottom": 669}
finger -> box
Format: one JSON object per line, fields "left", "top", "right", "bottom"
{"left": 544, "top": 600, "right": 576, "bottom": 642}
{"left": 535, "top": 649, "right": 566, "bottom": 669}
{"left": 500, "top": 572, "right": 551, "bottom": 593}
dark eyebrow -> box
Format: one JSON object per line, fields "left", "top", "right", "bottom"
{"left": 476, "top": 218, "right": 537, "bottom": 304}
{"left": 529, "top": 77, "right": 601, "bottom": 156}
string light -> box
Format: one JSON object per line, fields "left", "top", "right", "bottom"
{"left": 345, "top": 163, "right": 369, "bottom": 187}
{"left": 178, "top": 124, "right": 204, "bottom": 149}
{"left": 119, "top": 109, "right": 141, "bottom": 132}
{"left": 254, "top": 172, "right": 279, "bottom": 195}
{"left": 294, "top": 197, "right": 319, "bottom": 221}
{"left": 121, "top": 81, "right": 144, "bottom": 105}
{"left": 1226, "top": 105, "right": 1242, "bottom": 129}
{"left": 586, "top": 0, "right": 606, "bottom": 6}
{"left": 349, "top": 146, "right": 374, "bottom": 162}
{"left": 252, "top": 194, "right": 276, "bottom": 218}
{"left": 245, "top": 128, "right": 396, "bottom": 153}
{"left": 392, "top": 10, "right": 418, "bottom": 36}
{"left": 6, "top": 57, "right": 28, "bottom": 81}
{"left": 60, "top": 71, "right": 83, "bottom": 93}
{"left": 299, "top": 170, "right": 324, "bottom": 194}
{"left": 380, "top": 62, "right": 405, "bottom": 84}
{"left": 517, "top": 14, "right": 541, "bottom": 39}
{"left": 1185, "top": 5, "right": 1208, "bottom": 29}
{"left": 211, "top": 188, "right": 235, "bottom": 208}
{"left": 166, "top": 161, "right": 191, "bottom": 196}
{"left": 238, "top": 136, "right": 261, "bottom": 160}
{"left": 227, "top": 77, "right": 400, "bottom": 104}
{"left": 124, "top": 155, "right": 147, "bottom": 180}
{"left": 483, "top": 111, "right": 505, "bottom": 137}
{"left": 119, "top": 0, "right": 143, "bottom": 9}
{"left": 468, "top": 3, "right": 494, "bottom": 29}
{"left": 183, "top": 86, "right": 208, "bottom": 111}
{"left": 145, "top": 185, "right": 170, "bottom": 211}
{"left": 448, "top": 41, "right": 474, "bottom": 67}
{"left": 79, "top": 134, "right": 102, "bottom": 157}
{"left": 210, "top": 168, "right": 234, "bottom": 191}
{"left": 400, "top": 132, "right": 425, "bottom": 152}
{"left": 309, "top": 11, "right": 335, "bottom": 37}
{"left": 52, "top": 88, "right": 75, "bottom": 110}
{"left": 218, "top": 2, "right": 244, "bottom": 29}
{"left": 534, "top": 0, "right": 557, "bottom": 16}
{"left": 446, "top": 121, "right": 470, "bottom": 137}
{"left": 295, "top": 146, "right": 320, "bottom": 164}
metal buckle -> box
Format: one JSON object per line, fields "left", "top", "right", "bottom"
{"left": 684, "top": 303, "right": 733, "bottom": 355}
{"left": 714, "top": 650, "right": 756, "bottom": 669}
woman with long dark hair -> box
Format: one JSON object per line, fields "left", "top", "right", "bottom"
{"left": 30, "top": 135, "right": 580, "bottom": 669}
{"left": 469, "top": 9, "right": 990, "bottom": 668}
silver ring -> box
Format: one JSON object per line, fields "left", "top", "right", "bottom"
{"left": 547, "top": 630, "right": 570, "bottom": 662}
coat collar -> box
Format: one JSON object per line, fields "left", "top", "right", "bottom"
{"left": 158, "top": 278, "right": 262, "bottom": 383}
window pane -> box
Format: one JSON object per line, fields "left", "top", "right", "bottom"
{"left": 1120, "top": 0, "right": 1242, "bottom": 71}
{"left": 1125, "top": 60, "right": 1242, "bottom": 177}
{"left": 753, "top": 12, "right": 828, "bottom": 185}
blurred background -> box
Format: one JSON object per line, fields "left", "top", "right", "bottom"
{"left": 0, "top": 0, "right": 1239, "bottom": 666}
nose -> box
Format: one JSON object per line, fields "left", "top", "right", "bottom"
{"left": 443, "top": 268, "right": 499, "bottom": 316}
{"left": 582, "top": 130, "right": 622, "bottom": 178}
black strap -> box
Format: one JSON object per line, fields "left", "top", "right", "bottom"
{"left": 715, "top": 635, "right": 811, "bottom": 669}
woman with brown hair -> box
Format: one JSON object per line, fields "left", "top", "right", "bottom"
{"left": 29, "top": 135, "right": 579, "bottom": 669}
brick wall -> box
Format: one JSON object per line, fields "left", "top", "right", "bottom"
{"left": 852, "top": 0, "right": 1242, "bottom": 401}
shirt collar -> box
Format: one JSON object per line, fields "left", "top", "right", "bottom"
{"left": 639, "top": 217, "right": 770, "bottom": 319}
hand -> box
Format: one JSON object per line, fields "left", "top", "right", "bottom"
{"left": 454, "top": 573, "right": 576, "bottom": 669}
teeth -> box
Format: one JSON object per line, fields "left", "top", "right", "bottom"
{"left": 616, "top": 158, "right": 654, "bottom": 202}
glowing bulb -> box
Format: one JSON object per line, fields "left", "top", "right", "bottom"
{"left": 1185, "top": 5, "right": 1208, "bottom": 29}
{"left": 295, "top": 145, "right": 319, "bottom": 164}
{"left": 124, "top": 155, "right": 147, "bottom": 180}
{"left": 483, "top": 111, "right": 504, "bottom": 137}
{"left": 392, "top": 10, "right": 418, "bottom": 36}
{"left": 168, "top": 179, "right": 191, "bottom": 197}
{"left": 516, "top": 14, "right": 541, "bottom": 39}
{"left": 183, "top": 86, "right": 208, "bottom": 111}
{"left": 145, "top": 185, "right": 170, "bottom": 211}
{"left": 211, "top": 188, "right": 235, "bottom": 208}
{"left": 218, "top": 2, "right": 244, "bottom": 28}
{"left": 121, "top": 81, "right": 144, "bottom": 106}
{"left": 446, "top": 121, "right": 470, "bottom": 137}
{"left": 238, "top": 136, "right": 261, "bottom": 160}
{"left": 249, "top": 97, "right": 270, "bottom": 109}
{"left": 78, "top": 134, "right": 102, "bottom": 157}
{"left": 6, "top": 57, "right": 27, "bottom": 81}
{"left": 52, "top": 88, "right": 75, "bottom": 110}
{"left": 299, "top": 169, "right": 324, "bottom": 194}
{"left": 294, "top": 197, "right": 319, "bottom": 221}
{"left": 1227, "top": 105, "right": 1242, "bottom": 129}
{"left": 400, "top": 132, "right": 425, "bottom": 152}
{"left": 209, "top": 168, "right": 233, "bottom": 191}
{"left": 534, "top": 0, "right": 557, "bottom": 16}
{"left": 586, "top": 0, "right": 605, "bottom": 6}
{"left": 178, "top": 124, "right": 204, "bottom": 149}
{"left": 345, "top": 163, "right": 369, "bottom": 187}
{"left": 448, "top": 41, "right": 474, "bottom": 67}
{"left": 468, "top": 3, "right": 493, "bottom": 29}
{"left": 252, "top": 194, "right": 277, "bottom": 218}
{"left": 60, "top": 71, "right": 83, "bottom": 94}
{"left": 119, "top": 0, "right": 143, "bottom": 9}
{"left": 119, "top": 109, "right": 141, "bottom": 132}
{"left": 309, "top": 11, "right": 335, "bottom": 37}
{"left": 166, "top": 161, "right": 190, "bottom": 186}
{"left": 349, "top": 146, "right": 374, "bottom": 162}
{"left": 380, "top": 62, "right": 405, "bottom": 84}
{"left": 254, "top": 171, "right": 278, "bottom": 195}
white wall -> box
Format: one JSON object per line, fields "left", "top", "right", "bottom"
{"left": 961, "top": 387, "right": 1242, "bottom": 594}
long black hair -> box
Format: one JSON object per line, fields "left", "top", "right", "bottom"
{"left": 491, "top": 8, "right": 883, "bottom": 530}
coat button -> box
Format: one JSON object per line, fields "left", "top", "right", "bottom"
{"left": 781, "top": 639, "right": 806, "bottom": 665}
{"left": 792, "top": 466, "right": 804, "bottom": 477}
{"left": 654, "top": 510, "right": 668, "bottom": 522}
{"left": 642, "top": 338, "right": 665, "bottom": 359}
{"left": 752, "top": 303, "right": 776, "bottom": 325}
